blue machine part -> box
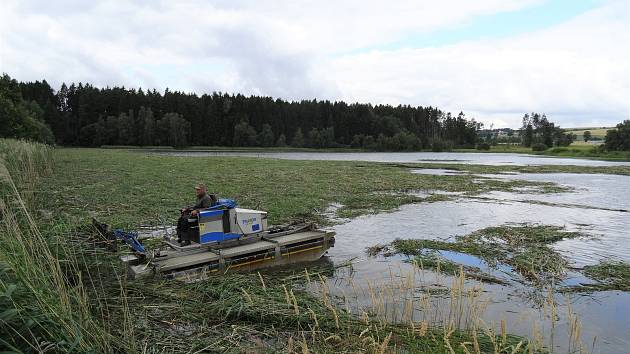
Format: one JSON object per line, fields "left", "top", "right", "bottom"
{"left": 198, "top": 208, "right": 241, "bottom": 244}
{"left": 208, "top": 198, "right": 237, "bottom": 210}
{"left": 200, "top": 232, "right": 242, "bottom": 244}
{"left": 199, "top": 209, "right": 224, "bottom": 218}
{"left": 113, "top": 229, "right": 146, "bottom": 254}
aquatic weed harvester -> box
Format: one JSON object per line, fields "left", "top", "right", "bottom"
{"left": 95, "top": 198, "right": 335, "bottom": 279}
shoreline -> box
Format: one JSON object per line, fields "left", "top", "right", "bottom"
{"left": 92, "top": 144, "right": 630, "bottom": 162}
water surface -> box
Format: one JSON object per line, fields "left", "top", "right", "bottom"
{"left": 151, "top": 150, "right": 630, "bottom": 167}
{"left": 323, "top": 169, "right": 630, "bottom": 353}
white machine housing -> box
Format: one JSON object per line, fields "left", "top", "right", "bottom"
{"left": 234, "top": 208, "right": 268, "bottom": 234}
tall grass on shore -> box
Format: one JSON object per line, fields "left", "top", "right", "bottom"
{"left": 0, "top": 139, "right": 111, "bottom": 352}
{"left": 314, "top": 263, "right": 589, "bottom": 354}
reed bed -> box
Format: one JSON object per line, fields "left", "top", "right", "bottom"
{"left": 0, "top": 139, "right": 113, "bottom": 352}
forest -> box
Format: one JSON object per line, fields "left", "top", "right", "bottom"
{"left": 1, "top": 74, "right": 480, "bottom": 150}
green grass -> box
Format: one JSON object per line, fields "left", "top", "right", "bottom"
{"left": 456, "top": 143, "right": 630, "bottom": 161}
{"left": 102, "top": 145, "right": 365, "bottom": 152}
{"left": 564, "top": 127, "right": 611, "bottom": 137}
{"left": 104, "top": 143, "right": 630, "bottom": 161}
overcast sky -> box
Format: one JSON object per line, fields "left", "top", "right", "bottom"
{"left": 1, "top": 0, "right": 628, "bottom": 128}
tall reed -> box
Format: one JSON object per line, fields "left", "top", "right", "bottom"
{"left": 0, "top": 139, "right": 111, "bottom": 352}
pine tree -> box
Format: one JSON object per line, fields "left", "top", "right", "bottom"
{"left": 258, "top": 124, "right": 275, "bottom": 147}
{"left": 138, "top": 106, "right": 155, "bottom": 146}
{"left": 233, "top": 120, "right": 257, "bottom": 147}
{"left": 276, "top": 133, "right": 287, "bottom": 147}
{"left": 291, "top": 128, "right": 304, "bottom": 147}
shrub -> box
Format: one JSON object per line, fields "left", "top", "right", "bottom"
{"left": 604, "top": 120, "right": 630, "bottom": 151}
{"left": 431, "top": 140, "right": 453, "bottom": 152}
{"left": 548, "top": 147, "right": 568, "bottom": 153}
{"left": 476, "top": 143, "right": 490, "bottom": 151}
{"left": 531, "top": 143, "right": 548, "bottom": 151}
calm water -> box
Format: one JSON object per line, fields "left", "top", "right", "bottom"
{"left": 152, "top": 150, "right": 630, "bottom": 167}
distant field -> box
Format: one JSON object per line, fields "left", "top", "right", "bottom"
{"left": 570, "top": 140, "right": 600, "bottom": 146}
{"left": 565, "top": 127, "right": 612, "bottom": 139}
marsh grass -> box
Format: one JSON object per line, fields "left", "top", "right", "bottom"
{"left": 400, "top": 162, "right": 630, "bottom": 176}
{"left": 314, "top": 261, "right": 590, "bottom": 354}
{"left": 571, "top": 261, "right": 630, "bottom": 292}
{"left": 454, "top": 144, "right": 630, "bottom": 161}
{"left": 40, "top": 148, "right": 575, "bottom": 228}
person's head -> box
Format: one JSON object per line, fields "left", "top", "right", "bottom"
{"left": 194, "top": 183, "right": 207, "bottom": 198}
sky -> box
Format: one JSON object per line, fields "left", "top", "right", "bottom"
{"left": 1, "top": 0, "right": 628, "bottom": 128}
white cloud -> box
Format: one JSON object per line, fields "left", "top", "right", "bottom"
{"left": 324, "top": 0, "right": 630, "bottom": 127}
{"left": 0, "top": 0, "right": 628, "bottom": 127}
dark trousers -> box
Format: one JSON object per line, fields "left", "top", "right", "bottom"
{"left": 177, "top": 212, "right": 192, "bottom": 242}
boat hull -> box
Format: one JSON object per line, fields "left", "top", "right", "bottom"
{"left": 128, "top": 229, "right": 335, "bottom": 279}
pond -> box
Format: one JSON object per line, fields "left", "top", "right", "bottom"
{"left": 151, "top": 150, "right": 630, "bottom": 167}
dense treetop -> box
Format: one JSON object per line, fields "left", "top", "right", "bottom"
{"left": 3, "top": 74, "right": 480, "bottom": 150}
{"left": 604, "top": 120, "right": 630, "bottom": 151}
{"left": 0, "top": 74, "right": 54, "bottom": 144}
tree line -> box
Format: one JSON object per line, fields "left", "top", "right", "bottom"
{"left": 3, "top": 73, "right": 628, "bottom": 152}
{"left": 2, "top": 73, "right": 481, "bottom": 150}
{"left": 519, "top": 113, "right": 576, "bottom": 150}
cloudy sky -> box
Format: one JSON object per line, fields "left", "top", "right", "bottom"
{"left": 1, "top": 0, "right": 628, "bottom": 128}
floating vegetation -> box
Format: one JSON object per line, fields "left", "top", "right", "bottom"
{"left": 397, "top": 162, "right": 630, "bottom": 176}
{"left": 565, "top": 261, "right": 630, "bottom": 292}
{"left": 373, "top": 224, "right": 584, "bottom": 285}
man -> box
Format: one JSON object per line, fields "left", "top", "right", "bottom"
{"left": 177, "top": 183, "right": 217, "bottom": 246}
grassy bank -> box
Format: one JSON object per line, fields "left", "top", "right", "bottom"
{"left": 455, "top": 144, "right": 630, "bottom": 161}
{"left": 2, "top": 143, "right": 547, "bottom": 352}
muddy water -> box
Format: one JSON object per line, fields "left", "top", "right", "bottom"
{"left": 325, "top": 171, "right": 630, "bottom": 353}
{"left": 151, "top": 150, "right": 630, "bottom": 167}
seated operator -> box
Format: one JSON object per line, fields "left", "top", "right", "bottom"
{"left": 177, "top": 183, "right": 217, "bottom": 246}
